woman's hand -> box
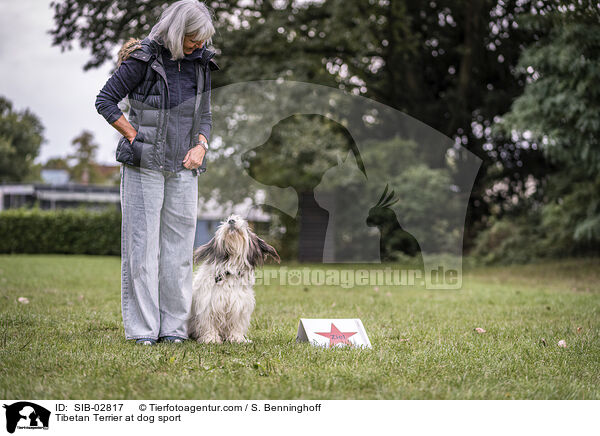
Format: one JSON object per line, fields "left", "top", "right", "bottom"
{"left": 111, "top": 115, "right": 137, "bottom": 144}
{"left": 183, "top": 144, "right": 206, "bottom": 169}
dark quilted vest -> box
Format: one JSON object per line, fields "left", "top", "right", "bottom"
{"left": 115, "top": 37, "right": 219, "bottom": 174}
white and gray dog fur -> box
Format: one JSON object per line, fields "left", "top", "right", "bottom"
{"left": 188, "top": 214, "right": 280, "bottom": 344}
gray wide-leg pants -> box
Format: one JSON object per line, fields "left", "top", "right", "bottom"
{"left": 119, "top": 163, "right": 198, "bottom": 340}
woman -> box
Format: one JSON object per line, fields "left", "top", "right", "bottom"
{"left": 95, "top": 0, "right": 219, "bottom": 345}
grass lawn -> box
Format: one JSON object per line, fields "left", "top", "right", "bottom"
{"left": 0, "top": 255, "right": 599, "bottom": 399}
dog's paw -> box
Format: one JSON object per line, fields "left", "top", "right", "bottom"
{"left": 198, "top": 335, "right": 222, "bottom": 344}
{"left": 228, "top": 335, "right": 252, "bottom": 344}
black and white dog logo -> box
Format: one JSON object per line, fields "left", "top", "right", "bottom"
{"left": 3, "top": 402, "right": 50, "bottom": 433}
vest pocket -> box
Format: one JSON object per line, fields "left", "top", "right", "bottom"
{"left": 116, "top": 134, "right": 144, "bottom": 167}
{"left": 130, "top": 134, "right": 143, "bottom": 167}
{"left": 116, "top": 136, "right": 133, "bottom": 165}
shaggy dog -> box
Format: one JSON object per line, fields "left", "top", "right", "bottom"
{"left": 188, "top": 214, "right": 280, "bottom": 343}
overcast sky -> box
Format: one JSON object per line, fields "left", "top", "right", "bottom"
{"left": 0, "top": 0, "right": 120, "bottom": 165}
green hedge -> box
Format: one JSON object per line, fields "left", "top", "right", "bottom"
{"left": 0, "top": 207, "right": 121, "bottom": 255}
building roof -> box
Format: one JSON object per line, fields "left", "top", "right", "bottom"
{"left": 0, "top": 183, "right": 271, "bottom": 222}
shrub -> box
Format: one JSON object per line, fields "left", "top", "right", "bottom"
{"left": 0, "top": 207, "right": 121, "bottom": 255}
{"left": 471, "top": 216, "right": 543, "bottom": 265}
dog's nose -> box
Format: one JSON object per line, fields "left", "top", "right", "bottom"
{"left": 228, "top": 219, "right": 235, "bottom": 225}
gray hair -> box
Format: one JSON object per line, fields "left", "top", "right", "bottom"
{"left": 149, "top": 0, "right": 215, "bottom": 60}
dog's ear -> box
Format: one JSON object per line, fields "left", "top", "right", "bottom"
{"left": 248, "top": 233, "right": 280, "bottom": 267}
{"left": 193, "top": 238, "right": 215, "bottom": 264}
{"left": 193, "top": 237, "right": 228, "bottom": 265}
{"left": 258, "top": 237, "right": 280, "bottom": 264}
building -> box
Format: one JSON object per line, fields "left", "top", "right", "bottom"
{"left": 40, "top": 168, "right": 70, "bottom": 185}
{"left": 0, "top": 183, "right": 119, "bottom": 212}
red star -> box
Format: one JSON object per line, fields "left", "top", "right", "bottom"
{"left": 316, "top": 323, "right": 357, "bottom": 347}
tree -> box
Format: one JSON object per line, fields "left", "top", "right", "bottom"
{"left": 472, "top": 4, "right": 600, "bottom": 261}
{"left": 494, "top": 5, "right": 600, "bottom": 253}
{"left": 50, "top": 0, "right": 554, "bottom": 247}
{"left": 68, "top": 130, "right": 101, "bottom": 184}
{"left": 499, "top": 7, "right": 600, "bottom": 173}
{"left": 241, "top": 113, "right": 360, "bottom": 260}
{"left": 44, "top": 157, "right": 70, "bottom": 170}
{"left": 0, "top": 96, "right": 44, "bottom": 183}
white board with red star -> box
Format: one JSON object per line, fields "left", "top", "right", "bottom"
{"left": 296, "top": 318, "right": 372, "bottom": 349}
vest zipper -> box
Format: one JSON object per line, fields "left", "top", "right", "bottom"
{"left": 174, "top": 60, "right": 182, "bottom": 171}
{"left": 152, "top": 58, "right": 170, "bottom": 170}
